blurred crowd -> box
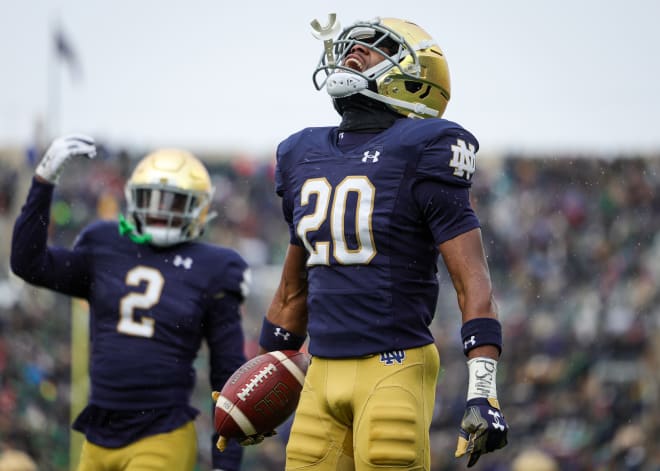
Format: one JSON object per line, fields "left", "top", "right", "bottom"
{"left": 0, "top": 144, "right": 659, "bottom": 471}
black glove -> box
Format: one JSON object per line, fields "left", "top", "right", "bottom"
{"left": 454, "top": 397, "right": 508, "bottom": 467}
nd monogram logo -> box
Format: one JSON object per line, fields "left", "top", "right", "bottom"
{"left": 449, "top": 138, "right": 476, "bottom": 180}
{"left": 379, "top": 350, "right": 406, "bottom": 365}
{"left": 362, "top": 150, "right": 380, "bottom": 163}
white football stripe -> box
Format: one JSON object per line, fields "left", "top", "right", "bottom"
{"left": 270, "top": 350, "right": 306, "bottom": 386}
{"left": 216, "top": 394, "right": 257, "bottom": 436}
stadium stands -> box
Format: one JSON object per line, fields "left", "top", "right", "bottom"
{"left": 1, "top": 147, "right": 658, "bottom": 470}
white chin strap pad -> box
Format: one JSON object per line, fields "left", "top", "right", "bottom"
{"left": 326, "top": 72, "right": 369, "bottom": 98}
{"left": 325, "top": 71, "right": 439, "bottom": 117}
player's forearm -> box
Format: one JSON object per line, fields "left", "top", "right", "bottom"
{"left": 266, "top": 244, "right": 309, "bottom": 335}
{"left": 266, "top": 284, "right": 308, "bottom": 336}
{"left": 466, "top": 344, "right": 499, "bottom": 360}
{"left": 450, "top": 251, "right": 497, "bottom": 320}
{"left": 439, "top": 228, "right": 497, "bottom": 316}
{"left": 260, "top": 296, "right": 308, "bottom": 354}
{"left": 259, "top": 245, "right": 309, "bottom": 354}
{"left": 459, "top": 290, "right": 498, "bottom": 322}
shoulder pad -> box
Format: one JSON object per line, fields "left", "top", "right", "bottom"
{"left": 277, "top": 127, "right": 333, "bottom": 160}
{"left": 410, "top": 119, "right": 480, "bottom": 188}
{"left": 276, "top": 126, "right": 334, "bottom": 196}
{"left": 205, "top": 247, "right": 251, "bottom": 301}
{"left": 73, "top": 220, "right": 117, "bottom": 250}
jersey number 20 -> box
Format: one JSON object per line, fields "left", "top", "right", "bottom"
{"left": 297, "top": 176, "right": 376, "bottom": 266}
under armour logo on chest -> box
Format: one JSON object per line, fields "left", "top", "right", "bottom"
{"left": 173, "top": 255, "right": 193, "bottom": 269}
{"left": 362, "top": 150, "right": 380, "bottom": 163}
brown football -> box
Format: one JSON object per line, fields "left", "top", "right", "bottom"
{"left": 214, "top": 350, "right": 310, "bottom": 439}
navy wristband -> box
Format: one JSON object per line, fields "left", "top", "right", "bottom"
{"left": 259, "top": 317, "right": 306, "bottom": 352}
{"left": 461, "top": 318, "right": 502, "bottom": 356}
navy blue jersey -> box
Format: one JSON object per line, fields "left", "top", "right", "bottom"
{"left": 11, "top": 179, "right": 248, "bottom": 467}
{"left": 275, "top": 118, "right": 480, "bottom": 357}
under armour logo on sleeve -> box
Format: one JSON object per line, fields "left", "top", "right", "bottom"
{"left": 464, "top": 335, "right": 476, "bottom": 350}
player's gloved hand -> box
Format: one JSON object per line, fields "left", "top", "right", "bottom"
{"left": 238, "top": 430, "right": 277, "bottom": 447}
{"left": 211, "top": 390, "right": 277, "bottom": 452}
{"left": 215, "top": 430, "right": 277, "bottom": 452}
{"left": 36, "top": 134, "right": 96, "bottom": 184}
{"left": 454, "top": 397, "right": 508, "bottom": 467}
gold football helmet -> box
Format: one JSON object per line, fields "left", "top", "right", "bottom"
{"left": 124, "top": 149, "right": 214, "bottom": 247}
{"left": 312, "top": 17, "right": 451, "bottom": 119}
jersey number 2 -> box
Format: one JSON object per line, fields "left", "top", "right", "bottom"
{"left": 297, "top": 176, "right": 376, "bottom": 266}
{"left": 117, "top": 266, "right": 164, "bottom": 338}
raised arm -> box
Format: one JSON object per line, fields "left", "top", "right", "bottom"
{"left": 10, "top": 135, "right": 96, "bottom": 297}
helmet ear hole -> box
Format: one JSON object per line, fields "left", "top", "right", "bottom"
{"left": 403, "top": 81, "right": 432, "bottom": 99}
{"left": 404, "top": 81, "right": 423, "bottom": 93}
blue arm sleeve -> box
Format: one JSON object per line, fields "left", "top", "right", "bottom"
{"left": 10, "top": 177, "right": 91, "bottom": 298}
{"left": 205, "top": 256, "right": 248, "bottom": 470}
{"left": 207, "top": 294, "right": 246, "bottom": 470}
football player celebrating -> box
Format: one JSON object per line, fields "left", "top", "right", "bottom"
{"left": 253, "top": 16, "right": 508, "bottom": 470}
{"left": 11, "top": 137, "right": 250, "bottom": 471}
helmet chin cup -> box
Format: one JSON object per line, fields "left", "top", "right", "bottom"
{"left": 326, "top": 72, "right": 369, "bottom": 98}
{"left": 143, "top": 226, "right": 182, "bottom": 247}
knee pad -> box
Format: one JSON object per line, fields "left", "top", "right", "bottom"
{"left": 356, "top": 386, "right": 422, "bottom": 467}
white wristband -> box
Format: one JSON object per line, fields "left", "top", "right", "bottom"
{"left": 467, "top": 357, "right": 498, "bottom": 400}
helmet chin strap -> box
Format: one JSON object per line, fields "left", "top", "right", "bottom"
{"left": 326, "top": 71, "right": 438, "bottom": 118}
{"left": 359, "top": 88, "right": 439, "bottom": 117}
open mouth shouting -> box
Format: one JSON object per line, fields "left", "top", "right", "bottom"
{"left": 344, "top": 55, "right": 365, "bottom": 72}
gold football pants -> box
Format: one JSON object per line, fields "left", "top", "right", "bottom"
{"left": 286, "top": 343, "right": 440, "bottom": 471}
{"left": 76, "top": 420, "right": 197, "bottom": 471}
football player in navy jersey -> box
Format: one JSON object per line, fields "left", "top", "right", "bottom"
{"left": 251, "top": 16, "right": 509, "bottom": 470}
{"left": 10, "top": 137, "right": 250, "bottom": 471}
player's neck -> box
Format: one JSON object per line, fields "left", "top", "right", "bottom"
{"left": 336, "top": 94, "right": 403, "bottom": 132}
